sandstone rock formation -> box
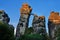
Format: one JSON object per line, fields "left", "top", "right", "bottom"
{"left": 32, "top": 15, "right": 46, "bottom": 35}
{"left": 48, "top": 11, "right": 60, "bottom": 40}
{"left": 16, "top": 3, "right": 32, "bottom": 39}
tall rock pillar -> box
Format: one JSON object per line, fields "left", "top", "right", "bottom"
{"left": 32, "top": 15, "right": 46, "bottom": 35}
{"left": 48, "top": 11, "right": 60, "bottom": 40}
{"left": 16, "top": 3, "right": 32, "bottom": 39}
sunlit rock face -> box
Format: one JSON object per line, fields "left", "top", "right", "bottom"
{"left": 49, "top": 11, "right": 60, "bottom": 24}
{"left": 0, "top": 10, "right": 10, "bottom": 23}
{"left": 16, "top": 3, "right": 32, "bottom": 39}
{"left": 48, "top": 11, "right": 60, "bottom": 40}
{"left": 32, "top": 15, "right": 46, "bottom": 35}
{"left": 20, "top": 3, "right": 32, "bottom": 14}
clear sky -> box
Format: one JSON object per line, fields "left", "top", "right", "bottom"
{"left": 0, "top": 0, "right": 60, "bottom": 33}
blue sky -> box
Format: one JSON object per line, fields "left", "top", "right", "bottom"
{"left": 0, "top": 0, "right": 60, "bottom": 32}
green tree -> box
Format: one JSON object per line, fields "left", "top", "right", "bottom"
{"left": 0, "top": 22, "right": 14, "bottom": 40}
{"left": 19, "top": 34, "right": 47, "bottom": 40}
{"left": 25, "top": 27, "right": 33, "bottom": 34}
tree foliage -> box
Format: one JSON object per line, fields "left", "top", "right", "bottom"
{"left": 25, "top": 27, "right": 33, "bottom": 34}
{"left": 19, "top": 34, "right": 47, "bottom": 40}
{"left": 0, "top": 22, "right": 14, "bottom": 40}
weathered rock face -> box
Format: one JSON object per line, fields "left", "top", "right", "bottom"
{"left": 16, "top": 3, "right": 32, "bottom": 39}
{"left": 32, "top": 15, "right": 46, "bottom": 34}
{"left": 48, "top": 11, "right": 60, "bottom": 40}
{"left": 0, "top": 10, "right": 10, "bottom": 23}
